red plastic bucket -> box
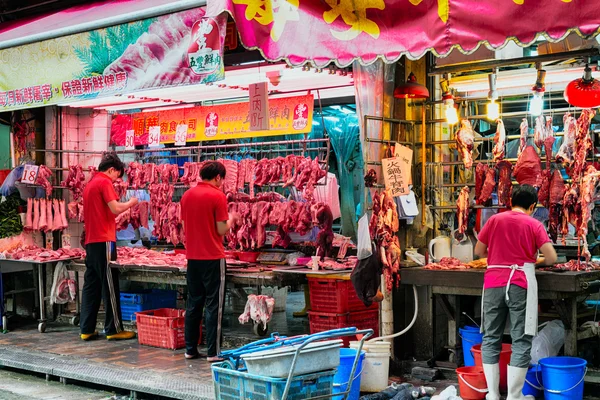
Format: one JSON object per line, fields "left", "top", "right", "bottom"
{"left": 471, "top": 343, "right": 511, "bottom": 392}
{"left": 456, "top": 367, "right": 488, "bottom": 400}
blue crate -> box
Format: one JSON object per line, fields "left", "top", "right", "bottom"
{"left": 212, "top": 362, "right": 335, "bottom": 400}
{"left": 120, "top": 289, "right": 177, "bottom": 321}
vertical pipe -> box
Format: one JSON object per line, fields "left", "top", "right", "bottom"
{"left": 422, "top": 103, "right": 426, "bottom": 226}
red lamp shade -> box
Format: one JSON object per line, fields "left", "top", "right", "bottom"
{"left": 564, "top": 65, "right": 600, "bottom": 108}
{"left": 394, "top": 72, "right": 429, "bottom": 99}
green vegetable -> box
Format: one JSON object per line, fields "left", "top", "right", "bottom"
{"left": 0, "top": 193, "right": 25, "bottom": 239}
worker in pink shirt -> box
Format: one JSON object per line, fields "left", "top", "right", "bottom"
{"left": 475, "top": 185, "right": 557, "bottom": 400}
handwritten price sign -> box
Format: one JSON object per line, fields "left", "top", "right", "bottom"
{"left": 175, "top": 124, "right": 188, "bottom": 146}
{"left": 125, "top": 130, "right": 135, "bottom": 150}
{"left": 148, "top": 126, "right": 161, "bottom": 148}
{"left": 21, "top": 164, "right": 39, "bottom": 184}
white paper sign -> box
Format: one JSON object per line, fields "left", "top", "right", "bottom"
{"left": 382, "top": 157, "right": 409, "bottom": 197}
{"left": 394, "top": 143, "right": 413, "bottom": 185}
{"left": 21, "top": 164, "right": 39, "bottom": 184}
{"left": 175, "top": 124, "right": 188, "bottom": 146}
{"left": 61, "top": 233, "right": 71, "bottom": 249}
{"left": 148, "top": 126, "right": 161, "bottom": 148}
{"left": 125, "top": 130, "right": 135, "bottom": 150}
{"left": 249, "top": 82, "right": 269, "bottom": 131}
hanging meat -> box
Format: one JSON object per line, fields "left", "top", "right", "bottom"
{"left": 561, "top": 183, "right": 581, "bottom": 244}
{"left": 456, "top": 119, "right": 475, "bottom": 169}
{"left": 456, "top": 186, "right": 470, "bottom": 234}
{"left": 369, "top": 190, "right": 401, "bottom": 291}
{"left": 36, "top": 165, "right": 53, "bottom": 197}
{"left": 537, "top": 170, "right": 552, "bottom": 208}
{"left": 513, "top": 146, "right": 542, "bottom": 187}
{"left": 571, "top": 109, "right": 596, "bottom": 180}
{"left": 496, "top": 161, "right": 513, "bottom": 207}
{"left": 534, "top": 115, "right": 555, "bottom": 167}
{"left": 38, "top": 198, "right": 48, "bottom": 232}
{"left": 579, "top": 165, "right": 600, "bottom": 260}
{"left": 24, "top": 198, "right": 33, "bottom": 230}
{"left": 32, "top": 199, "right": 40, "bottom": 231}
{"left": 492, "top": 119, "right": 506, "bottom": 162}
{"left": 548, "top": 170, "right": 566, "bottom": 243}
{"left": 479, "top": 166, "right": 496, "bottom": 205}
{"left": 518, "top": 118, "right": 528, "bottom": 157}
{"left": 61, "top": 165, "right": 86, "bottom": 201}
{"left": 475, "top": 163, "right": 489, "bottom": 204}
{"left": 555, "top": 113, "right": 577, "bottom": 166}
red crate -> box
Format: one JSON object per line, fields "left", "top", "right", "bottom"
{"left": 308, "top": 277, "right": 378, "bottom": 313}
{"left": 136, "top": 308, "right": 202, "bottom": 350}
{"left": 308, "top": 309, "right": 379, "bottom": 346}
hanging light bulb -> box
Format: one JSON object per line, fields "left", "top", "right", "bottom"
{"left": 487, "top": 72, "right": 500, "bottom": 120}
{"left": 440, "top": 77, "right": 459, "bottom": 125}
{"left": 529, "top": 67, "right": 546, "bottom": 117}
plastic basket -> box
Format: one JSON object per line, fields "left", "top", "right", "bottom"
{"left": 308, "top": 310, "right": 379, "bottom": 347}
{"left": 120, "top": 289, "right": 177, "bottom": 321}
{"left": 308, "top": 277, "right": 378, "bottom": 313}
{"left": 136, "top": 308, "right": 201, "bottom": 350}
{"left": 212, "top": 362, "right": 335, "bottom": 400}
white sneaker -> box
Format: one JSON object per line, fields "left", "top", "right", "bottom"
{"left": 483, "top": 363, "right": 501, "bottom": 400}
{"left": 507, "top": 365, "right": 529, "bottom": 400}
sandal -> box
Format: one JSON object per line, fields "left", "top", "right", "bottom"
{"left": 206, "top": 356, "right": 225, "bottom": 363}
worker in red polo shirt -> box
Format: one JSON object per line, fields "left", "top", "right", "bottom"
{"left": 80, "top": 152, "right": 138, "bottom": 341}
{"left": 181, "top": 161, "right": 236, "bottom": 361}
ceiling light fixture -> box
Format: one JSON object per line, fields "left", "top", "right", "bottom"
{"left": 394, "top": 72, "right": 429, "bottom": 99}
{"left": 487, "top": 71, "right": 500, "bottom": 121}
{"left": 440, "top": 77, "right": 459, "bottom": 125}
{"left": 529, "top": 65, "right": 546, "bottom": 116}
{"left": 564, "top": 63, "right": 600, "bottom": 108}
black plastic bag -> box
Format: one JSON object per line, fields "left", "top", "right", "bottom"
{"left": 351, "top": 241, "right": 382, "bottom": 308}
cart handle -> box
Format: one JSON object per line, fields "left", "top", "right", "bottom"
{"left": 280, "top": 328, "right": 374, "bottom": 400}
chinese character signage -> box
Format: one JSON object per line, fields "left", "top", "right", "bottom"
{"left": 249, "top": 82, "right": 269, "bottom": 131}
{"left": 110, "top": 94, "right": 313, "bottom": 145}
{"left": 0, "top": 9, "right": 226, "bottom": 112}
{"left": 207, "top": 0, "right": 600, "bottom": 67}
{"left": 382, "top": 157, "right": 409, "bottom": 198}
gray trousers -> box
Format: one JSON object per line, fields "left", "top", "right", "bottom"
{"left": 482, "top": 285, "right": 533, "bottom": 368}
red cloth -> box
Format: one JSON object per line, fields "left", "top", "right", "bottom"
{"left": 83, "top": 173, "right": 118, "bottom": 244}
{"left": 181, "top": 182, "right": 228, "bottom": 260}
{"left": 478, "top": 211, "right": 551, "bottom": 289}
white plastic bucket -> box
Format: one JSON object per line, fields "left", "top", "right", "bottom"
{"left": 350, "top": 341, "right": 391, "bottom": 392}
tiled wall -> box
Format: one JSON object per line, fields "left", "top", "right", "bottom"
{"left": 61, "top": 107, "right": 111, "bottom": 249}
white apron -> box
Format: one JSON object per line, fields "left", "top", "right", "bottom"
{"left": 480, "top": 263, "right": 538, "bottom": 336}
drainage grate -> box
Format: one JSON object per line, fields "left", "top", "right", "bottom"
{"left": 0, "top": 346, "right": 214, "bottom": 399}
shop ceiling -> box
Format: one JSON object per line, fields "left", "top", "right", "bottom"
{"left": 59, "top": 62, "right": 355, "bottom": 112}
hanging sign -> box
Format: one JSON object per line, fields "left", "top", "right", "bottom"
{"left": 394, "top": 143, "right": 413, "bottom": 185}
{"left": 0, "top": 9, "right": 226, "bottom": 112}
{"left": 249, "top": 82, "right": 269, "bottom": 131}
{"left": 382, "top": 157, "right": 409, "bottom": 197}
{"left": 125, "top": 130, "right": 135, "bottom": 150}
{"left": 175, "top": 124, "right": 188, "bottom": 146}
{"left": 21, "top": 164, "right": 39, "bottom": 184}
{"left": 148, "top": 126, "right": 161, "bottom": 148}
{"left": 111, "top": 94, "right": 314, "bottom": 145}
{"left": 61, "top": 234, "right": 71, "bottom": 249}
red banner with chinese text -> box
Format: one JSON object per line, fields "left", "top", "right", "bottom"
{"left": 110, "top": 94, "right": 314, "bottom": 145}
{"left": 207, "top": 0, "right": 600, "bottom": 67}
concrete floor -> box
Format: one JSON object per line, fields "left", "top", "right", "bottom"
{"left": 0, "top": 368, "right": 126, "bottom": 400}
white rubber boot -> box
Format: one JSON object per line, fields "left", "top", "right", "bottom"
{"left": 483, "top": 363, "right": 501, "bottom": 400}
{"left": 507, "top": 365, "right": 534, "bottom": 400}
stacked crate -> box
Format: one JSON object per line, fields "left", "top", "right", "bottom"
{"left": 307, "top": 276, "right": 379, "bottom": 345}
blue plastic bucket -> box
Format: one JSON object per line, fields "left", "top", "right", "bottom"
{"left": 523, "top": 364, "right": 543, "bottom": 398}
{"left": 333, "top": 348, "right": 365, "bottom": 400}
{"left": 460, "top": 327, "right": 483, "bottom": 367}
{"left": 539, "top": 357, "right": 587, "bottom": 400}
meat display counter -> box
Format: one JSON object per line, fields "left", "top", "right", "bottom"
{"left": 400, "top": 267, "right": 600, "bottom": 361}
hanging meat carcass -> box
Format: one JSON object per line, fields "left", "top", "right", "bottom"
{"left": 479, "top": 166, "right": 496, "bottom": 205}
{"left": 475, "top": 163, "right": 489, "bottom": 204}
{"left": 492, "top": 119, "right": 506, "bottom": 162}
{"left": 534, "top": 116, "right": 555, "bottom": 167}
{"left": 369, "top": 190, "right": 401, "bottom": 291}
{"left": 548, "top": 170, "right": 566, "bottom": 243}
{"left": 571, "top": 109, "right": 596, "bottom": 180}
{"left": 555, "top": 113, "right": 577, "bottom": 166}
{"left": 496, "top": 160, "right": 513, "bottom": 207}
{"left": 518, "top": 118, "right": 528, "bottom": 157}
{"left": 457, "top": 186, "right": 470, "bottom": 234}
{"left": 513, "top": 146, "right": 543, "bottom": 187}
{"left": 579, "top": 165, "right": 600, "bottom": 260}
{"left": 456, "top": 119, "right": 475, "bottom": 169}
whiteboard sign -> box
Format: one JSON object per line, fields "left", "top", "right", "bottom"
{"left": 125, "top": 130, "right": 135, "bottom": 150}
{"left": 175, "top": 124, "right": 188, "bottom": 146}
{"left": 249, "top": 82, "right": 269, "bottom": 131}
{"left": 21, "top": 164, "right": 39, "bottom": 184}
{"left": 148, "top": 126, "right": 161, "bottom": 148}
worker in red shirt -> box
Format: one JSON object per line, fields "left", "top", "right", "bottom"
{"left": 181, "top": 161, "right": 236, "bottom": 361}
{"left": 475, "top": 185, "right": 557, "bottom": 400}
{"left": 80, "top": 152, "right": 138, "bottom": 341}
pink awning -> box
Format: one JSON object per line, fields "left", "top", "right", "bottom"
{"left": 207, "top": 0, "right": 600, "bottom": 67}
